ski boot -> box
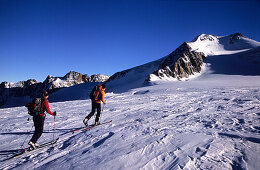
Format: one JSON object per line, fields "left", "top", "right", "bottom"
{"left": 28, "top": 141, "right": 40, "bottom": 150}
{"left": 95, "top": 121, "right": 101, "bottom": 126}
{"left": 83, "top": 118, "right": 89, "bottom": 127}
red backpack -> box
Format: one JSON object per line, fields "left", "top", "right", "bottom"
{"left": 90, "top": 85, "right": 102, "bottom": 101}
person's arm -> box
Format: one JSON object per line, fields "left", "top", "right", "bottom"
{"left": 101, "top": 91, "right": 106, "bottom": 104}
{"left": 43, "top": 100, "right": 54, "bottom": 115}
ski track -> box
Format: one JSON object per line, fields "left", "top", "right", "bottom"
{"left": 0, "top": 83, "right": 260, "bottom": 170}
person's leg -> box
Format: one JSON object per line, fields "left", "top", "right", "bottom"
{"left": 86, "top": 102, "right": 96, "bottom": 119}
{"left": 95, "top": 103, "right": 101, "bottom": 124}
{"left": 84, "top": 102, "right": 96, "bottom": 125}
{"left": 30, "top": 115, "right": 45, "bottom": 144}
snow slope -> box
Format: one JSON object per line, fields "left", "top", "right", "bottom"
{"left": 106, "top": 58, "right": 165, "bottom": 93}
{"left": 0, "top": 75, "right": 260, "bottom": 170}
{"left": 203, "top": 46, "right": 260, "bottom": 76}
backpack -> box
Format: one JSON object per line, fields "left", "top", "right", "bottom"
{"left": 90, "top": 85, "right": 102, "bottom": 101}
{"left": 26, "top": 98, "right": 42, "bottom": 116}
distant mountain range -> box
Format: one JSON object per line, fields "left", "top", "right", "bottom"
{"left": 1, "top": 33, "right": 260, "bottom": 108}
{"left": 0, "top": 71, "right": 109, "bottom": 107}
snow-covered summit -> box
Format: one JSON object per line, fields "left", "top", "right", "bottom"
{"left": 192, "top": 34, "right": 218, "bottom": 42}
{"left": 189, "top": 33, "right": 260, "bottom": 56}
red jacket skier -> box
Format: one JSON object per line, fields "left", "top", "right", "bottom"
{"left": 28, "top": 91, "right": 56, "bottom": 149}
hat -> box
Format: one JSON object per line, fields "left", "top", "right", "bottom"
{"left": 42, "top": 90, "right": 49, "bottom": 96}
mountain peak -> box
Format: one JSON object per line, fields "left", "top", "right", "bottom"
{"left": 192, "top": 34, "right": 218, "bottom": 42}
{"left": 192, "top": 33, "right": 246, "bottom": 44}
{"left": 63, "top": 71, "right": 84, "bottom": 81}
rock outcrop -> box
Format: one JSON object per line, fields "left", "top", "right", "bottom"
{"left": 147, "top": 42, "right": 205, "bottom": 81}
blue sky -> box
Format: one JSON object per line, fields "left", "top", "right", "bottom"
{"left": 0, "top": 0, "right": 259, "bottom": 82}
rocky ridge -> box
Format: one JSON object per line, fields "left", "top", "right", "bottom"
{"left": 107, "top": 41, "right": 206, "bottom": 84}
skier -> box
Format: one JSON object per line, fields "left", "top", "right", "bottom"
{"left": 28, "top": 90, "right": 56, "bottom": 149}
{"left": 83, "top": 84, "right": 106, "bottom": 126}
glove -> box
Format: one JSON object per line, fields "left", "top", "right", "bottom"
{"left": 53, "top": 111, "right": 57, "bottom": 116}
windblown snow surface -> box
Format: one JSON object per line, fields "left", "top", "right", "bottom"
{"left": 1, "top": 34, "right": 260, "bottom": 170}
{"left": 1, "top": 75, "right": 260, "bottom": 170}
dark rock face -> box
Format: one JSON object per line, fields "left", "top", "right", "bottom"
{"left": 0, "top": 71, "right": 109, "bottom": 108}
{"left": 230, "top": 33, "right": 245, "bottom": 44}
{"left": 147, "top": 42, "right": 205, "bottom": 81}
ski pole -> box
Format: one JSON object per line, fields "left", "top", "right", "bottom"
{"left": 53, "top": 116, "right": 55, "bottom": 144}
{"left": 100, "top": 103, "right": 106, "bottom": 123}
{"left": 102, "top": 103, "right": 106, "bottom": 112}
{"left": 21, "top": 124, "right": 34, "bottom": 148}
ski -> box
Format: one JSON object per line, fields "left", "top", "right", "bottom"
{"left": 72, "top": 120, "right": 112, "bottom": 134}
{"left": 85, "top": 120, "right": 112, "bottom": 131}
{"left": 4, "top": 138, "right": 59, "bottom": 161}
{"left": 31, "top": 137, "right": 59, "bottom": 150}
{"left": 72, "top": 126, "right": 86, "bottom": 133}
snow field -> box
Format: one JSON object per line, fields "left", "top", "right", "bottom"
{"left": 1, "top": 80, "right": 260, "bottom": 170}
